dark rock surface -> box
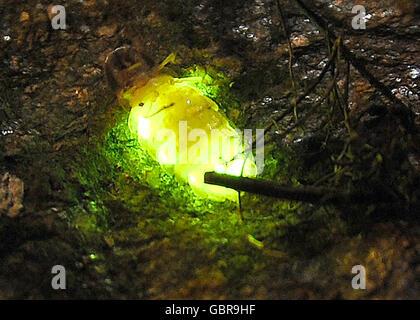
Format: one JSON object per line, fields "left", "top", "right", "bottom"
{"left": 0, "top": 0, "right": 418, "bottom": 299}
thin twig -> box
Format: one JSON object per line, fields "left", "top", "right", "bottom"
{"left": 292, "top": 0, "right": 412, "bottom": 114}
{"left": 204, "top": 172, "right": 395, "bottom": 204}
{"left": 276, "top": 0, "right": 298, "bottom": 119}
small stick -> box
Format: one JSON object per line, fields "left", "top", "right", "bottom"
{"left": 293, "top": 0, "right": 412, "bottom": 114}
{"left": 276, "top": 0, "right": 298, "bottom": 119}
{"left": 204, "top": 172, "right": 394, "bottom": 204}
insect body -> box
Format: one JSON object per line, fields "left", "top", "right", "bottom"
{"left": 106, "top": 48, "right": 257, "bottom": 200}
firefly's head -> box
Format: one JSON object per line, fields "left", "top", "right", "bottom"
{"left": 104, "top": 46, "right": 155, "bottom": 94}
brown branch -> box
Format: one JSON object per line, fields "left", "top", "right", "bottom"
{"left": 204, "top": 172, "right": 395, "bottom": 204}
{"left": 276, "top": 0, "right": 298, "bottom": 117}
{"left": 292, "top": 0, "right": 413, "bottom": 117}
{"left": 264, "top": 36, "right": 341, "bottom": 136}
{"left": 249, "top": 58, "right": 339, "bottom": 150}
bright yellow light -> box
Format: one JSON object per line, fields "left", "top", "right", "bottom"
{"left": 126, "top": 73, "right": 258, "bottom": 201}
{"left": 158, "top": 151, "right": 168, "bottom": 163}
{"left": 188, "top": 174, "right": 197, "bottom": 184}
{"left": 214, "top": 164, "right": 226, "bottom": 173}
{"left": 226, "top": 158, "right": 245, "bottom": 176}
{"left": 138, "top": 116, "right": 151, "bottom": 139}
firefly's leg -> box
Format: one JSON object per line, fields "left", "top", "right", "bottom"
{"left": 156, "top": 52, "right": 176, "bottom": 71}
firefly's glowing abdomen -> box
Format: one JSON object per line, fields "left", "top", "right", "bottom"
{"left": 126, "top": 74, "right": 256, "bottom": 200}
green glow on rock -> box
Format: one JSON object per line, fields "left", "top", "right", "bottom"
{"left": 180, "top": 67, "right": 220, "bottom": 97}
{"left": 119, "top": 65, "right": 257, "bottom": 201}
